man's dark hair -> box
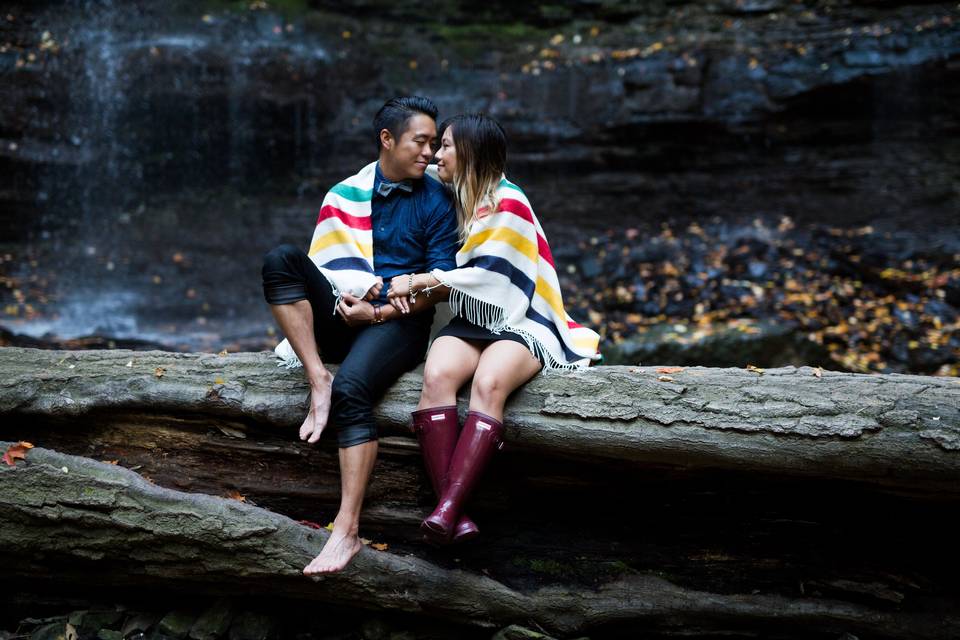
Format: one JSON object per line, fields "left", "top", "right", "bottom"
{"left": 372, "top": 96, "right": 439, "bottom": 153}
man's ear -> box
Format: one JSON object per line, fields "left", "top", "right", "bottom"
{"left": 379, "top": 128, "right": 393, "bottom": 151}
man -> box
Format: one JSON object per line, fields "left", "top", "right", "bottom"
{"left": 261, "top": 96, "right": 457, "bottom": 574}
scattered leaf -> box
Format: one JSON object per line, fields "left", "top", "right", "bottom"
{"left": 218, "top": 349, "right": 228, "bottom": 357}
{"left": 61, "top": 466, "right": 69, "bottom": 473}
{"left": 214, "top": 376, "right": 225, "bottom": 385}
{"left": 298, "top": 519, "right": 325, "bottom": 529}
{"left": 746, "top": 364, "right": 765, "bottom": 375}
{"left": 225, "top": 490, "right": 246, "bottom": 502}
{"left": 658, "top": 375, "right": 674, "bottom": 382}
{"left": 3, "top": 441, "right": 33, "bottom": 466}
{"left": 813, "top": 366, "right": 823, "bottom": 379}
{"left": 101, "top": 459, "right": 119, "bottom": 465}
{"left": 325, "top": 522, "right": 334, "bottom": 531}
{"left": 656, "top": 366, "right": 685, "bottom": 374}
{"left": 371, "top": 542, "right": 388, "bottom": 551}
{"left": 125, "top": 360, "right": 133, "bottom": 367}
{"left": 154, "top": 366, "right": 165, "bottom": 378}
{"left": 359, "top": 537, "right": 372, "bottom": 546}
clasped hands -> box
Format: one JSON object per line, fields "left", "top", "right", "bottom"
{"left": 336, "top": 277, "right": 383, "bottom": 326}
{"left": 335, "top": 274, "right": 428, "bottom": 326}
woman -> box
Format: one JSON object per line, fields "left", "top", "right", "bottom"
{"left": 388, "top": 114, "right": 601, "bottom": 545}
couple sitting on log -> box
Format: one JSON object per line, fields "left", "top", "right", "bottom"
{"left": 261, "top": 96, "right": 601, "bottom": 574}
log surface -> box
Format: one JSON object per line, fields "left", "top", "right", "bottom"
{"left": 2, "top": 347, "right": 958, "bottom": 492}
{"left": 3, "top": 445, "right": 958, "bottom": 639}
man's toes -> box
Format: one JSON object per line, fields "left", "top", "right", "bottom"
{"left": 307, "top": 422, "right": 325, "bottom": 444}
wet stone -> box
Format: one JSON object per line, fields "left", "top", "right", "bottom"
{"left": 360, "top": 618, "right": 390, "bottom": 640}
{"left": 491, "top": 625, "right": 557, "bottom": 640}
{"left": 30, "top": 623, "right": 66, "bottom": 640}
{"left": 122, "top": 613, "right": 160, "bottom": 638}
{"left": 188, "top": 600, "right": 234, "bottom": 640}
{"left": 226, "top": 612, "right": 274, "bottom": 640}
{"left": 97, "top": 630, "right": 123, "bottom": 640}
{"left": 157, "top": 611, "right": 196, "bottom": 640}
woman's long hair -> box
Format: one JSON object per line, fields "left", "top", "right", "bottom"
{"left": 439, "top": 114, "right": 507, "bottom": 241}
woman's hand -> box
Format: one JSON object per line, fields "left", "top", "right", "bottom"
{"left": 363, "top": 277, "right": 384, "bottom": 302}
{"left": 388, "top": 274, "right": 411, "bottom": 298}
{"left": 387, "top": 274, "right": 413, "bottom": 314}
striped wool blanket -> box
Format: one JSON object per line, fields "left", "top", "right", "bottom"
{"left": 274, "top": 161, "right": 383, "bottom": 366}
{"left": 431, "top": 176, "right": 602, "bottom": 370}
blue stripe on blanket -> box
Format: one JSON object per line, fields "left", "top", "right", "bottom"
{"left": 461, "top": 255, "right": 580, "bottom": 361}
{"left": 318, "top": 257, "right": 375, "bottom": 273}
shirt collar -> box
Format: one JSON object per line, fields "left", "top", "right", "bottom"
{"left": 374, "top": 162, "right": 415, "bottom": 198}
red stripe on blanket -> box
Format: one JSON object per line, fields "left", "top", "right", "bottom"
{"left": 317, "top": 205, "right": 372, "bottom": 230}
{"left": 499, "top": 198, "right": 555, "bottom": 267}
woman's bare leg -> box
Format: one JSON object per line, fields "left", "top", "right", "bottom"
{"left": 418, "top": 336, "right": 483, "bottom": 409}
{"left": 270, "top": 300, "right": 333, "bottom": 443}
{"left": 468, "top": 341, "right": 542, "bottom": 421}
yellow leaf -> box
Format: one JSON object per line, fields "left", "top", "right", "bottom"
{"left": 214, "top": 377, "right": 224, "bottom": 385}
{"left": 154, "top": 366, "right": 165, "bottom": 378}
{"left": 746, "top": 364, "right": 765, "bottom": 374}
{"left": 325, "top": 522, "right": 334, "bottom": 531}
{"left": 371, "top": 542, "right": 388, "bottom": 551}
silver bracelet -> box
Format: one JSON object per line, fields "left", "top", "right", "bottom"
{"left": 408, "top": 274, "right": 418, "bottom": 304}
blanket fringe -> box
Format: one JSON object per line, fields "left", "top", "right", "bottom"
{"left": 446, "top": 287, "right": 585, "bottom": 373}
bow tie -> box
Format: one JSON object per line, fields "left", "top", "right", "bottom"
{"left": 376, "top": 179, "right": 413, "bottom": 197}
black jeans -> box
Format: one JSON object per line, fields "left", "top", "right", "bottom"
{"left": 262, "top": 244, "right": 431, "bottom": 448}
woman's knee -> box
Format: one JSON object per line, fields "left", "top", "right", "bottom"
{"left": 421, "top": 360, "right": 462, "bottom": 399}
{"left": 471, "top": 372, "right": 505, "bottom": 405}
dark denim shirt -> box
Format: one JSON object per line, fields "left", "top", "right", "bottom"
{"left": 372, "top": 162, "right": 458, "bottom": 306}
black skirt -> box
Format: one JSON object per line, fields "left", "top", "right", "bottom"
{"left": 434, "top": 315, "right": 528, "bottom": 348}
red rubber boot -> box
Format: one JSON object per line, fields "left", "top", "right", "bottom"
{"left": 411, "top": 406, "right": 479, "bottom": 544}
{"left": 420, "top": 410, "right": 504, "bottom": 544}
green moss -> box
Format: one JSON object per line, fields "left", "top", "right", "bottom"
{"left": 511, "top": 555, "right": 570, "bottom": 577}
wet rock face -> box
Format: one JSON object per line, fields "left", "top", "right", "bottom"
{"left": 0, "top": 1, "right": 957, "bottom": 367}
{"left": 2, "top": 0, "right": 958, "bottom": 219}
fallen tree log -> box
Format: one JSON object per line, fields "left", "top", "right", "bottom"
{"left": 1, "top": 347, "right": 958, "bottom": 494}
{"left": 3, "top": 445, "right": 959, "bottom": 639}
{"left": 3, "top": 347, "right": 960, "bottom": 638}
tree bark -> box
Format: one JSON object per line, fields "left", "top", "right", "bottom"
{"left": 2, "top": 347, "right": 960, "bottom": 638}
{"left": 2, "top": 347, "right": 958, "bottom": 493}
{"left": 2, "top": 445, "right": 958, "bottom": 639}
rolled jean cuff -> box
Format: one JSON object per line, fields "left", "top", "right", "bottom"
{"left": 338, "top": 424, "right": 379, "bottom": 448}
{"left": 263, "top": 281, "right": 308, "bottom": 305}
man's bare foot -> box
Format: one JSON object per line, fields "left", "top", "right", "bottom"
{"left": 300, "top": 373, "right": 333, "bottom": 444}
{"left": 303, "top": 525, "right": 362, "bottom": 575}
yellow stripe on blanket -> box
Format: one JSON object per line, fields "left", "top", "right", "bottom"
{"left": 535, "top": 276, "right": 565, "bottom": 319}
{"left": 308, "top": 229, "right": 373, "bottom": 259}
{"left": 460, "top": 226, "right": 538, "bottom": 265}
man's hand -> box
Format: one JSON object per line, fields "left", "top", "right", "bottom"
{"left": 363, "top": 277, "right": 383, "bottom": 302}
{"left": 337, "top": 293, "right": 376, "bottom": 326}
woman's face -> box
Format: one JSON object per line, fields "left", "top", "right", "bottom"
{"left": 434, "top": 127, "right": 457, "bottom": 183}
